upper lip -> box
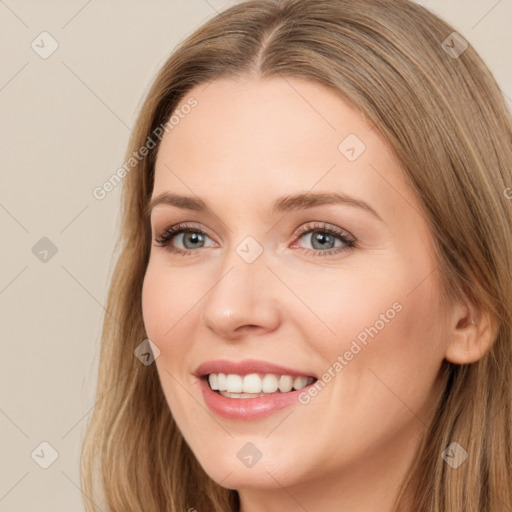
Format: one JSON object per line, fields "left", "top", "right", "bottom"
{"left": 194, "top": 359, "right": 317, "bottom": 379}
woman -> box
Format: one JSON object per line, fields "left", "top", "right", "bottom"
{"left": 80, "top": 1, "right": 512, "bottom": 510}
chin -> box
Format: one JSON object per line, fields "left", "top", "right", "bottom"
{"left": 194, "top": 445, "right": 305, "bottom": 490}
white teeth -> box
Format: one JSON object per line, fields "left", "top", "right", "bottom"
{"left": 209, "top": 373, "right": 219, "bottom": 390}
{"left": 243, "top": 373, "right": 262, "bottom": 393}
{"left": 207, "top": 372, "right": 315, "bottom": 394}
{"left": 293, "top": 376, "right": 308, "bottom": 390}
{"left": 217, "top": 373, "right": 227, "bottom": 391}
{"left": 278, "top": 375, "right": 293, "bottom": 392}
{"left": 262, "top": 374, "right": 278, "bottom": 393}
{"left": 225, "top": 374, "right": 243, "bottom": 393}
{"left": 220, "top": 391, "right": 270, "bottom": 399}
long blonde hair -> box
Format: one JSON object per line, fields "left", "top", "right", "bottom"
{"left": 80, "top": 1, "right": 512, "bottom": 510}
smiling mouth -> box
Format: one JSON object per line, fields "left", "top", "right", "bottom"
{"left": 205, "top": 372, "right": 317, "bottom": 398}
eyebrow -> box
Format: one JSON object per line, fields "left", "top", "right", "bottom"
{"left": 144, "top": 191, "right": 383, "bottom": 222}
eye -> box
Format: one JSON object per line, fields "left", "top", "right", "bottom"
{"left": 153, "top": 221, "right": 357, "bottom": 258}
{"left": 153, "top": 222, "right": 216, "bottom": 256}
{"left": 292, "top": 222, "right": 357, "bottom": 257}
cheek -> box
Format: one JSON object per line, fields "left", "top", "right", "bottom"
{"left": 141, "top": 265, "right": 202, "bottom": 424}
{"left": 141, "top": 266, "right": 167, "bottom": 341}
{"left": 284, "top": 262, "right": 407, "bottom": 357}
{"left": 327, "top": 265, "right": 446, "bottom": 427}
{"left": 300, "top": 256, "right": 445, "bottom": 391}
{"left": 141, "top": 261, "right": 200, "bottom": 343}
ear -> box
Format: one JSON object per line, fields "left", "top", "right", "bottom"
{"left": 444, "top": 294, "right": 496, "bottom": 365}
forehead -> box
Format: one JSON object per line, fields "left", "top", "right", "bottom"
{"left": 156, "top": 76, "right": 374, "bottom": 166}
{"left": 152, "top": 76, "right": 414, "bottom": 220}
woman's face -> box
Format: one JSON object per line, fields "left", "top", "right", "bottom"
{"left": 142, "top": 77, "right": 451, "bottom": 504}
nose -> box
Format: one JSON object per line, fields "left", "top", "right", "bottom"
{"left": 200, "top": 244, "right": 282, "bottom": 340}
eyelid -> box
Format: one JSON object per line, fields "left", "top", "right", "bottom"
{"left": 153, "top": 221, "right": 212, "bottom": 239}
{"left": 293, "top": 221, "right": 355, "bottom": 240}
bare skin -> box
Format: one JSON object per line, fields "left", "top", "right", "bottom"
{"left": 141, "top": 76, "right": 493, "bottom": 512}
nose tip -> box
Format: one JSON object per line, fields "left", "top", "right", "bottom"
{"left": 200, "top": 262, "right": 281, "bottom": 340}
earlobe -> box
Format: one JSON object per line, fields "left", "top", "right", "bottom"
{"left": 444, "top": 299, "right": 496, "bottom": 365}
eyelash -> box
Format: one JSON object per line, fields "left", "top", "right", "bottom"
{"left": 153, "top": 222, "right": 357, "bottom": 258}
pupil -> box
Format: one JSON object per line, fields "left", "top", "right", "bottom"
{"left": 184, "top": 232, "right": 203, "bottom": 248}
{"left": 312, "top": 232, "right": 334, "bottom": 250}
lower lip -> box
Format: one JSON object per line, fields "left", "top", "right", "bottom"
{"left": 198, "top": 377, "right": 314, "bottom": 420}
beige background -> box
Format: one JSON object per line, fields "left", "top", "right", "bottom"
{"left": 0, "top": 1, "right": 510, "bottom": 510}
